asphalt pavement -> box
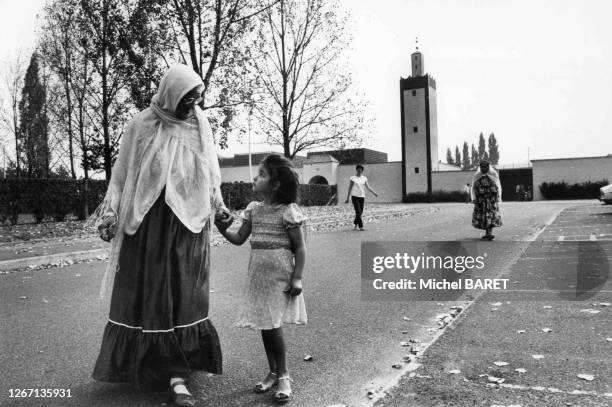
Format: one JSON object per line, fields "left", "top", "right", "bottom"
{"left": 0, "top": 200, "right": 597, "bottom": 407}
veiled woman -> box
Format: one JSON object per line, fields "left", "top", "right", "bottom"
{"left": 92, "top": 65, "right": 232, "bottom": 407}
{"left": 471, "top": 160, "right": 502, "bottom": 240}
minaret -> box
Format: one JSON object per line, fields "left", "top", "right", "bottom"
{"left": 399, "top": 38, "right": 438, "bottom": 196}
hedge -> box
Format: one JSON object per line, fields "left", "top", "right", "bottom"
{"left": 0, "top": 179, "right": 337, "bottom": 225}
{"left": 404, "top": 190, "right": 466, "bottom": 203}
{"left": 539, "top": 180, "right": 608, "bottom": 200}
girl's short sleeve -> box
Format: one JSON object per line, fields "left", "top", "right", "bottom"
{"left": 283, "top": 203, "right": 306, "bottom": 229}
{"left": 241, "top": 201, "right": 260, "bottom": 223}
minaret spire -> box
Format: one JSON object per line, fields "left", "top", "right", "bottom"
{"left": 411, "top": 37, "right": 423, "bottom": 77}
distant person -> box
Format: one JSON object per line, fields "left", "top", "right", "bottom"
{"left": 516, "top": 184, "right": 524, "bottom": 201}
{"left": 525, "top": 186, "right": 532, "bottom": 201}
{"left": 216, "top": 154, "right": 307, "bottom": 403}
{"left": 471, "top": 160, "right": 502, "bottom": 240}
{"left": 463, "top": 183, "right": 471, "bottom": 203}
{"left": 345, "top": 164, "right": 378, "bottom": 231}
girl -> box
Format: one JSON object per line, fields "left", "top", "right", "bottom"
{"left": 345, "top": 164, "right": 378, "bottom": 230}
{"left": 216, "top": 154, "right": 307, "bottom": 403}
{"left": 471, "top": 160, "right": 502, "bottom": 240}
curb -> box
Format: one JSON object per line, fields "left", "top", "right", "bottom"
{"left": 0, "top": 248, "right": 109, "bottom": 272}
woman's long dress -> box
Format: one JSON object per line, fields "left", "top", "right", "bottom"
{"left": 92, "top": 192, "right": 222, "bottom": 389}
{"left": 472, "top": 176, "right": 502, "bottom": 230}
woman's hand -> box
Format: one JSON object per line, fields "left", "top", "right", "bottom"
{"left": 98, "top": 215, "right": 117, "bottom": 242}
{"left": 214, "top": 208, "right": 233, "bottom": 231}
{"left": 345, "top": 199, "right": 349, "bottom": 204}
{"left": 285, "top": 278, "right": 303, "bottom": 297}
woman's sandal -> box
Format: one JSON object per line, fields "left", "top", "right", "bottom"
{"left": 170, "top": 379, "right": 196, "bottom": 407}
{"left": 254, "top": 372, "right": 277, "bottom": 393}
{"left": 274, "top": 376, "right": 293, "bottom": 403}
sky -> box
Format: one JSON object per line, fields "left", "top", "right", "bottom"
{"left": 2, "top": 0, "right": 612, "bottom": 165}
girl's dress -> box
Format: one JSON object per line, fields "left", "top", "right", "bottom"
{"left": 92, "top": 192, "right": 222, "bottom": 389}
{"left": 236, "top": 202, "right": 308, "bottom": 330}
{"left": 472, "top": 176, "right": 502, "bottom": 230}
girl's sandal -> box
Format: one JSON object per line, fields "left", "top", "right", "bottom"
{"left": 169, "top": 379, "right": 196, "bottom": 407}
{"left": 254, "top": 372, "right": 277, "bottom": 393}
{"left": 274, "top": 376, "right": 293, "bottom": 403}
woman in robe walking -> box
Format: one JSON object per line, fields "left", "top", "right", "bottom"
{"left": 471, "top": 160, "right": 502, "bottom": 240}
{"left": 92, "top": 65, "right": 232, "bottom": 407}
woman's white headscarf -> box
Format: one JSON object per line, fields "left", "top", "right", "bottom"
{"left": 470, "top": 163, "right": 502, "bottom": 202}
{"left": 93, "top": 64, "right": 225, "bottom": 300}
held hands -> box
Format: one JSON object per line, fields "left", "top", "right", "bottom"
{"left": 284, "top": 277, "right": 303, "bottom": 297}
{"left": 98, "top": 215, "right": 117, "bottom": 242}
{"left": 214, "top": 207, "right": 233, "bottom": 231}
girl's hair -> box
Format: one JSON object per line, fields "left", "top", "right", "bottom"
{"left": 356, "top": 164, "right": 364, "bottom": 170}
{"left": 261, "top": 154, "right": 300, "bottom": 204}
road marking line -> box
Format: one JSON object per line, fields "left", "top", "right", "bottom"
{"left": 557, "top": 236, "right": 565, "bottom": 241}
{"left": 590, "top": 234, "right": 597, "bottom": 241}
{"left": 528, "top": 207, "right": 566, "bottom": 242}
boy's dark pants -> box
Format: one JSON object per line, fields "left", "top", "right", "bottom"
{"left": 351, "top": 196, "right": 365, "bottom": 228}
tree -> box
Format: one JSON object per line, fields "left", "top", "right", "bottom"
{"left": 454, "top": 145, "right": 461, "bottom": 168}
{"left": 477, "top": 132, "right": 486, "bottom": 163}
{"left": 488, "top": 132, "right": 499, "bottom": 165}
{"left": 446, "top": 148, "right": 453, "bottom": 165}
{"left": 471, "top": 143, "right": 478, "bottom": 168}
{"left": 39, "top": 0, "right": 79, "bottom": 179}
{"left": 250, "top": 0, "right": 369, "bottom": 158}
{"left": 19, "top": 52, "right": 50, "bottom": 178}
{"left": 462, "top": 142, "right": 470, "bottom": 170}
{"left": 0, "top": 51, "right": 27, "bottom": 178}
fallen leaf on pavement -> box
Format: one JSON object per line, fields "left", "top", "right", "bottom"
{"left": 597, "top": 302, "right": 610, "bottom": 307}
{"left": 542, "top": 328, "right": 553, "bottom": 333}
{"left": 391, "top": 364, "right": 402, "bottom": 369}
{"left": 403, "top": 316, "right": 411, "bottom": 321}
{"left": 577, "top": 374, "right": 594, "bottom": 381}
{"left": 606, "top": 338, "right": 612, "bottom": 342}
{"left": 493, "top": 361, "right": 509, "bottom": 366}
{"left": 515, "top": 368, "right": 527, "bottom": 373}
{"left": 18, "top": 296, "right": 27, "bottom": 299}
{"left": 402, "top": 355, "right": 411, "bottom": 363}
{"left": 303, "top": 355, "right": 313, "bottom": 361}
{"left": 542, "top": 305, "right": 552, "bottom": 309}
{"left": 580, "top": 309, "right": 601, "bottom": 314}
{"left": 400, "top": 341, "right": 410, "bottom": 347}
{"left": 517, "top": 330, "right": 526, "bottom": 334}
{"left": 491, "top": 302, "right": 502, "bottom": 306}
{"left": 488, "top": 376, "right": 505, "bottom": 384}
{"left": 491, "top": 308, "right": 498, "bottom": 311}
{"left": 532, "top": 355, "right": 544, "bottom": 359}
{"left": 448, "top": 369, "right": 461, "bottom": 374}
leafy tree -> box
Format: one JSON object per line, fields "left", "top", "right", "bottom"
{"left": 477, "top": 132, "right": 486, "bottom": 162}
{"left": 471, "top": 143, "right": 478, "bottom": 168}
{"left": 19, "top": 52, "right": 49, "bottom": 178}
{"left": 446, "top": 148, "right": 453, "bottom": 165}
{"left": 454, "top": 145, "right": 461, "bottom": 168}
{"left": 462, "top": 142, "right": 470, "bottom": 170}
{"left": 488, "top": 132, "right": 499, "bottom": 165}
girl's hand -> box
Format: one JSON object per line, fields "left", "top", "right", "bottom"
{"left": 284, "top": 278, "right": 303, "bottom": 297}
{"left": 345, "top": 199, "right": 349, "bottom": 203}
{"left": 215, "top": 208, "right": 233, "bottom": 231}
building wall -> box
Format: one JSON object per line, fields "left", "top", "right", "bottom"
{"left": 402, "top": 88, "right": 429, "bottom": 193}
{"left": 532, "top": 156, "right": 612, "bottom": 200}
{"left": 222, "top": 165, "right": 306, "bottom": 183}
{"left": 431, "top": 170, "right": 474, "bottom": 192}
{"left": 302, "top": 161, "right": 338, "bottom": 185}
{"left": 337, "top": 162, "right": 403, "bottom": 203}
{"left": 428, "top": 85, "right": 439, "bottom": 175}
